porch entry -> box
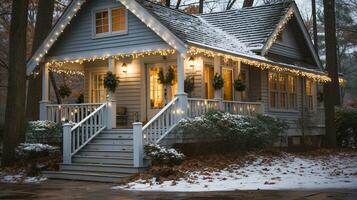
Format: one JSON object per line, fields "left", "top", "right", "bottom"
{"left": 146, "top": 63, "right": 177, "bottom": 119}
{"left": 90, "top": 72, "right": 107, "bottom": 103}
{"left": 204, "top": 65, "right": 233, "bottom": 101}
{"left": 223, "top": 68, "right": 233, "bottom": 101}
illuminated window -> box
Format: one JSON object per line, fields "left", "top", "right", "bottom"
{"left": 94, "top": 7, "right": 127, "bottom": 36}
{"left": 91, "top": 73, "right": 107, "bottom": 103}
{"left": 269, "top": 72, "right": 297, "bottom": 110}
{"left": 306, "top": 79, "right": 314, "bottom": 110}
{"left": 223, "top": 69, "right": 233, "bottom": 101}
{"left": 204, "top": 65, "right": 214, "bottom": 99}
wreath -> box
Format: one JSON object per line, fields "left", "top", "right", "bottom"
{"left": 103, "top": 72, "right": 120, "bottom": 93}
{"left": 184, "top": 76, "right": 195, "bottom": 95}
{"left": 158, "top": 66, "right": 176, "bottom": 86}
{"left": 234, "top": 79, "right": 246, "bottom": 92}
{"left": 212, "top": 73, "right": 224, "bottom": 90}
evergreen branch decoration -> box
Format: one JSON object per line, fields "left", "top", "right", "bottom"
{"left": 234, "top": 79, "right": 246, "bottom": 92}
{"left": 184, "top": 75, "right": 195, "bottom": 95}
{"left": 104, "top": 72, "right": 120, "bottom": 93}
{"left": 158, "top": 66, "right": 176, "bottom": 86}
{"left": 212, "top": 73, "right": 224, "bottom": 90}
{"left": 59, "top": 84, "right": 71, "bottom": 99}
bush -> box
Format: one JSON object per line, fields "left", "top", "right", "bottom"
{"left": 336, "top": 107, "right": 357, "bottom": 148}
{"left": 27, "top": 121, "right": 62, "bottom": 145}
{"left": 144, "top": 144, "right": 185, "bottom": 166}
{"left": 174, "top": 110, "right": 288, "bottom": 151}
{"left": 15, "top": 143, "right": 61, "bottom": 176}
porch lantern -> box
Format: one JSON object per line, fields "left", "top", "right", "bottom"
{"left": 188, "top": 57, "right": 195, "bottom": 69}
{"left": 122, "top": 62, "right": 128, "bottom": 73}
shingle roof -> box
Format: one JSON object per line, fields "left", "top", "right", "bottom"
{"left": 136, "top": 0, "right": 255, "bottom": 56}
{"left": 200, "top": 2, "right": 292, "bottom": 50}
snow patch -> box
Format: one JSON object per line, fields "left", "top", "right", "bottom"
{"left": 114, "top": 153, "right": 357, "bottom": 192}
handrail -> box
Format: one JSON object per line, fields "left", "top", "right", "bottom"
{"left": 142, "top": 97, "right": 181, "bottom": 144}
{"left": 143, "top": 97, "right": 179, "bottom": 131}
{"left": 46, "top": 103, "right": 102, "bottom": 107}
{"left": 222, "top": 100, "right": 262, "bottom": 105}
{"left": 63, "top": 102, "right": 107, "bottom": 161}
{"left": 45, "top": 103, "right": 102, "bottom": 123}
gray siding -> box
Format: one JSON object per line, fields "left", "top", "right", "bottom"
{"left": 48, "top": 0, "right": 167, "bottom": 57}
{"left": 248, "top": 65, "right": 261, "bottom": 102}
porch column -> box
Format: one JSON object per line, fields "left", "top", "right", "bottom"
{"left": 107, "top": 57, "right": 117, "bottom": 129}
{"left": 214, "top": 56, "right": 224, "bottom": 110}
{"left": 176, "top": 52, "right": 188, "bottom": 117}
{"left": 39, "top": 64, "right": 50, "bottom": 120}
{"left": 236, "top": 60, "right": 242, "bottom": 101}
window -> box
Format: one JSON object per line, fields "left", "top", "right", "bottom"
{"left": 269, "top": 72, "right": 297, "bottom": 110}
{"left": 149, "top": 67, "right": 164, "bottom": 109}
{"left": 94, "top": 7, "right": 127, "bottom": 36}
{"left": 91, "top": 73, "right": 107, "bottom": 103}
{"left": 306, "top": 79, "right": 314, "bottom": 110}
{"left": 204, "top": 65, "right": 214, "bottom": 99}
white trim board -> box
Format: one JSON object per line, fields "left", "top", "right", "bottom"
{"left": 26, "top": 0, "right": 187, "bottom": 76}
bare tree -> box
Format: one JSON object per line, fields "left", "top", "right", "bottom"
{"left": 323, "top": 0, "right": 340, "bottom": 148}
{"left": 166, "top": 0, "right": 171, "bottom": 7}
{"left": 26, "top": 0, "right": 55, "bottom": 121}
{"left": 2, "top": 0, "right": 29, "bottom": 166}
{"left": 199, "top": 0, "right": 204, "bottom": 13}
{"left": 176, "top": 0, "right": 182, "bottom": 9}
{"left": 242, "top": 0, "right": 254, "bottom": 7}
{"left": 312, "top": 0, "right": 318, "bottom": 52}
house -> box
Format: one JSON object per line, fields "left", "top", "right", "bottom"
{"left": 26, "top": 0, "right": 331, "bottom": 182}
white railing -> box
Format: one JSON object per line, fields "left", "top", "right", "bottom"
{"left": 46, "top": 103, "right": 102, "bottom": 123}
{"left": 62, "top": 102, "right": 107, "bottom": 164}
{"left": 187, "top": 98, "right": 220, "bottom": 118}
{"left": 223, "top": 101, "right": 263, "bottom": 116}
{"left": 142, "top": 97, "right": 182, "bottom": 144}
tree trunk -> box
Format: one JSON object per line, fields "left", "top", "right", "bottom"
{"left": 242, "top": 0, "right": 254, "bottom": 7}
{"left": 176, "top": 0, "right": 182, "bottom": 9}
{"left": 323, "top": 0, "right": 340, "bottom": 148}
{"left": 2, "top": 0, "right": 29, "bottom": 167}
{"left": 312, "top": 0, "right": 318, "bottom": 53}
{"left": 199, "top": 0, "right": 204, "bottom": 13}
{"left": 26, "top": 0, "right": 55, "bottom": 121}
{"left": 165, "top": 0, "right": 170, "bottom": 7}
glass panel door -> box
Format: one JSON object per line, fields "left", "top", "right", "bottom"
{"left": 204, "top": 65, "right": 214, "bottom": 99}
{"left": 223, "top": 68, "right": 233, "bottom": 101}
{"left": 91, "top": 72, "right": 107, "bottom": 103}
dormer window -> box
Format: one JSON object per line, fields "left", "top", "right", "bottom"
{"left": 93, "top": 7, "right": 127, "bottom": 37}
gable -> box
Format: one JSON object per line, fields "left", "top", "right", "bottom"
{"left": 266, "top": 17, "right": 317, "bottom": 67}
{"left": 47, "top": 0, "right": 169, "bottom": 60}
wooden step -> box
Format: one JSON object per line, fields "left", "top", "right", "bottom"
{"left": 42, "top": 171, "right": 131, "bottom": 183}
{"left": 73, "top": 155, "right": 134, "bottom": 165}
{"left": 82, "top": 143, "right": 133, "bottom": 151}
{"left": 60, "top": 163, "right": 146, "bottom": 174}
{"left": 91, "top": 138, "right": 133, "bottom": 145}
{"left": 102, "top": 129, "right": 133, "bottom": 134}
{"left": 78, "top": 150, "right": 133, "bottom": 157}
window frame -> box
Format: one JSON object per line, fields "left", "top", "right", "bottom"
{"left": 305, "top": 79, "right": 314, "bottom": 111}
{"left": 92, "top": 6, "right": 128, "bottom": 39}
{"left": 268, "top": 72, "right": 298, "bottom": 112}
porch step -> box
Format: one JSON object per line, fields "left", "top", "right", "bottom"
{"left": 83, "top": 143, "right": 133, "bottom": 151}
{"left": 91, "top": 138, "right": 133, "bottom": 145}
{"left": 78, "top": 150, "right": 133, "bottom": 157}
{"left": 60, "top": 163, "right": 146, "bottom": 174}
{"left": 73, "top": 155, "right": 134, "bottom": 165}
{"left": 42, "top": 171, "right": 131, "bottom": 183}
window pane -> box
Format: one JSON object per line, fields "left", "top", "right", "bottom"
{"left": 95, "top": 10, "right": 109, "bottom": 34}
{"left": 112, "top": 8, "right": 126, "bottom": 31}
{"left": 149, "top": 67, "right": 164, "bottom": 109}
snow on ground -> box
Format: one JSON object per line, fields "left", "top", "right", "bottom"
{"left": 0, "top": 172, "right": 47, "bottom": 184}
{"left": 114, "top": 153, "right": 357, "bottom": 192}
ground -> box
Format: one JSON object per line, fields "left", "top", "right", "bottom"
{"left": 0, "top": 180, "right": 357, "bottom": 200}
{"left": 115, "top": 150, "right": 357, "bottom": 192}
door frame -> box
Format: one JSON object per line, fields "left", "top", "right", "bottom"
{"left": 222, "top": 67, "right": 234, "bottom": 101}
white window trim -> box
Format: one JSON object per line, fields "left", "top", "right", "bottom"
{"left": 92, "top": 6, "right": 128, "bottom": 39}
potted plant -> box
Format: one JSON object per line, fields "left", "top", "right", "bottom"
{"left": 212, "top": 73, "right": 224, "bottom": 90}
{"left": 103, "top": 72, "right": 120, "bottom": 93}
{"left": 184, "top": 76, "right": 195, "bottom": 97}
{"left": 158, "top": 66, "right": 176, "bottom": 104}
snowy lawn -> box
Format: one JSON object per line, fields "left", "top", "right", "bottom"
{"left": 0, "top": 170, "right": 47, "bottom": 184}
{"left": 114, "top": 151, "right": 357, "bottom": 192}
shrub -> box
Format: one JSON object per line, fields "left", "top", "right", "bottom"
{"left": 174, "top": 110, "right": 288, "bottom": 151}
{"left": 104, "top": 72, "right": 120, "bottom": 93}
{"left": 144, "top": 144, "right": 185, "bottom": 166}
{"left": 336, "top": 107, "right": 357, "bottom": 148}
{"left": 27, "top": 121, "right": 62, "bottom": 145}
{"left": 15, "top": 143, "right": 61, "bottom": 176}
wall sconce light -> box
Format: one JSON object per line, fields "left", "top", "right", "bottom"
{"left": 122, "top": 62, "right": 128, "bottom": 73}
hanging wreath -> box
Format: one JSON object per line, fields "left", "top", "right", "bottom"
{"left": 234, "top": 79, "right": 246, "bottom": 92}
{"left": 212, "top": 73, "right": 224, "bottom": 90}
{"left": 158, "top": 66, "right": 176, "bottom": 86}
{"left": 184, "top": 76, "right": 195, "bottom": 95}
{"left": 59, "top": 84, "right": 72, "bottom": 99}
{"left": 104, "top": 72, "right": 120, "bottom": 93}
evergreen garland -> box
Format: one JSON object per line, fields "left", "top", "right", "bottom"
{"left": 158, "top": 66, "right": 176, "bottom": 86}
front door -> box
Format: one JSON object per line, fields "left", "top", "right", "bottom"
{"left": 204, "top": 64, "right": 215, "bottom": 99}
{"left": 223, "top": 68, "right": 233, "bottom": 101}
{"left": 90, "top": 72, "right": 107, "bottom": 103}
{"left": 146, "top": 63, "right": 177, "bottom": 119}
